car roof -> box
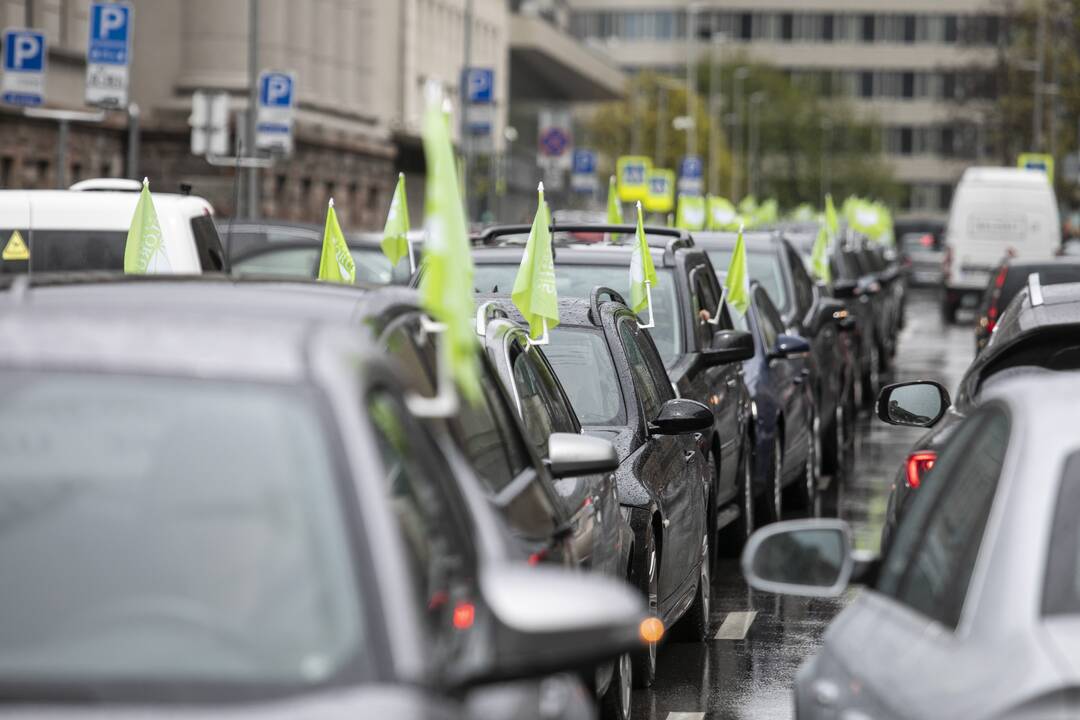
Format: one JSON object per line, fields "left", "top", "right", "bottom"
{"left": 692, "top": 231, "right": 779, "bottom": 252}
{"left": 0, "top": 189, "right": 214, "bottom": 230}
{"left": 473, "top": 242, "right": 670, "bottom": 267}
{"left": 476, "top": 293, "right": 604, "bottom": 329}
{"left": 960, "top": 166, "right": 1051, "bottom": 186}
{"left": 1005, "top": 258, "right": 1080, "bottom": 271}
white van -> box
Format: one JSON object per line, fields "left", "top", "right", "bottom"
{"left": 0, "top": 179, "right": 225, "bottom": 274}
{"left": 942, "top": 167, "right": 1060, "bottom": 322}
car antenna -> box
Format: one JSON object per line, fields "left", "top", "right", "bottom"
{"left": 178, "top": 183, "right": 193, "bottom": 196}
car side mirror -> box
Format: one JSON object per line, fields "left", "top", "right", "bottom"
{"left": 741, "top": 519, "right": 854, "bottom": 597}
{"left": 702, "top": 329, "right": 754, "bottom": 366}
{"left": 547, "top": 433, "right": 618, "bottom": 479}
{"left": 832, "top": 279, "right": 858, "bottom": 299}
{"left": 876, "top": 381, "right": 951, "bottom": 427}
{"left": 811, "top": 298, "right": 847, "bottom": 334}
{"left": 462, "top": 563, "right": 653, "bottom": 686}
{"left": 648, "top": 398, "right": 713, "bottom": 435}
{"left": 768, "top": 333, "right": 811, "bottom": 360}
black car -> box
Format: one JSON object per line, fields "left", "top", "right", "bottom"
{"left": 829, "top": 245, "right": 891, "bottom": 405}
{"left": 875, "top": 275, "right": 1080, "bottom": 553}
{"left": 219, "top": 219, "right": 414, "bottom": 284}
{"left": 695, "top": 230, "right": 855, "bottom": 478}
{"left": 470, "top": 224, "right": 755, "bottom": 555}
{"left": 973, "top": 258, "right": 1080, "bottom": 352}
{"left": 473, "top": 304, "right": 638, "bottom": 718}
{"left": 0, "top": 280, "right": 648, "bottom": 720}
{"left": 478, "top": 290, "right": 715, "bottom": 689}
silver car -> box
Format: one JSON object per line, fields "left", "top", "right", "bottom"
{"left": 742, "top": 374, "right": 1080, "bottom": 719}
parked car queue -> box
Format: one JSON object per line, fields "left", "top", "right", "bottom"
{"left": 0, "top": 182, "right": 910, "bottom": 720}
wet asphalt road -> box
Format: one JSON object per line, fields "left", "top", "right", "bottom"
{"left": 632, "top": 288, "right": 975, "bottom": 720}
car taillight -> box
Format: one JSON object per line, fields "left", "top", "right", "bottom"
{"left": 986, "top": 266, "right": 1008, "bottom": 333}
{"left": 943, "top": 246, "right": 953, "bottom": 276}
{"left": 905, "top": 451, "right": 937, "bottom": 489}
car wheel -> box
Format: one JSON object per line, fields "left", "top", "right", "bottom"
{"left": 631, "top": 528, "right": 658, "bottom": 688}
{"left": 757, "top": 435, "right": 783, "bottom": 524}
{"left": 672, "top": 532, "right": 710, "bottom": 642}
{"left": 718, "top": 436, "right": 754, "bottom": 555}
{"left": 861, "top": 344, "right": 879, "bottom": 409}
{"left": 600, "top": 651, "right": 632, "bottom": 720}
{"left": 791, "top": 409, "right": 820, "bottom": 515}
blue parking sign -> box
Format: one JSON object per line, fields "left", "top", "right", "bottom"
{"left": 259, "top": 71, "right": 294, "bottom": 108}
{"left": 2, "top": 28, "right": 46, "bottom": 106}
{"left": 572, "top": 149, "right": 597, "bottom": 175}
{"left": 88, "top": 2, "right": 132, "bottom": 65}
{"left": 464, "top": 68, "right": 494, "bottom": 105}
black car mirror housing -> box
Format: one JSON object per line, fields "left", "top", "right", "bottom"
{"left": 701, "top": 329, "right": 754, "bottom": 366}
{"left": 768, "top": 334, "right": 811, "bottom": 360}
{"left": 648, "top": 398, "right": 714, "bottom": 435}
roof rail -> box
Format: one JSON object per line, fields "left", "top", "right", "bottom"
{"left": 589, "top": 286, "right": 628, "bottom": 326}
{"left": 476, "top": 223, "right": 688, "bottom": 247}
{"left": 475, "top": 300, "right": 510, "bottom": 336}
{"left": 1028, "top": 272, "right": 1044, "bottom": 307}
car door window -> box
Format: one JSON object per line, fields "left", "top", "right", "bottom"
{"left": 754, "top": 287, "right": 782, "bottom": 350}
{"left": 510, "top": 345, "right": 579, "bottom": 459}
{"left": 877, "top": 406, "right": 1010, "bottom": 629}
{"left": 691, "top": 265, "right": 721, "bottom": 349}
{"left": 618, "top": 317, "right": 663, "bottom": 420}
{"left": 191, "top": 215, "right": 226, "bottom": 272}
{"left": 786, "top": 245, "right": 815, "bottom": 319}
{"left": 367, "top": 389, "right": 476, "bottom": 654}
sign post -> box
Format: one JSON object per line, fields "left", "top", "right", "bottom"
{"left": 2, "top": 28, "right": 46, "bottom": 107}
{"left": 85, "top": 1, "right": 133, "bottom": 108}
{"left": 255, "top": 70, "right": 296, "bottom": 155}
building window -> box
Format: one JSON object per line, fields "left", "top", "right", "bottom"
{"left": 861, "top": 14, "right": 874, "bottom": 42}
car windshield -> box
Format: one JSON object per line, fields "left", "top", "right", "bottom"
{"left": 0, "top": 371, "right": 365, "bottom": 697}
{"left": 706, "top": 249, "right": 789, "bottom": 311}
{"left": 542, "top": 328, "right": 626, "bottom": 426}
{"left": 232, "top": 246, "right": 405, "bottom": 284}
{"left": 473, "top": 264, "right": 682, "bottom": 365}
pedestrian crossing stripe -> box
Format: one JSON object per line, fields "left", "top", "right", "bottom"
{"left": 2, "top": 231, "right": 29, "bottom": 261}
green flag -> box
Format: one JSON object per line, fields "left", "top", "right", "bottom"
{"left": 419, "top": 84, "right": 481, "bottom": 404}
{"left": 810, "top": 223, "right": 832, "bottom": 284}
{"left": 512, "top": 183, "right": 559, "bottom": 340}
{"left": 675, "top": 194, "right": 706, "bottom": 231}
{"left": 317, "top": 198, "right": 356, "bottom": 284}
{"left": 606, "top": 175, "right": 622, "bottom": 224}
{"left": 629, "top": 201, "right": 659, "bottom": 314}
{"left": 724, "top": 225, "right": 751, "bottom": 316}
{"left": 824, "top": 193, "right": 839, "bottom": 240}
{"left": 124, "top": 178, "right": 171, "bottom": 274}
{"left": 707, "top": 195, "right": 739, "bottom": 230}
{"left": 381, "top": 172, "right": 410, "bottom": 266}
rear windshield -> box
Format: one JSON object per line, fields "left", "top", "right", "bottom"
{"left": 472, "top": 264, "right": 682, "bottom": 366}
{"left": 233, "top": 247, "right": 407, "bottom": 285}
{"left": 542, "top": 327, "right": 626, "bottom": 426}
{"left": 1044, "top": 450, "right": 1080, "bottom": 615}
{"left": 0, "top": 230, "right": 126, "bottom": 273}
{"left": 707, "top": 249, "right": 789, "bottom": 311}
{"left": 0, "top": 370, "right": 366, "bottom": 697}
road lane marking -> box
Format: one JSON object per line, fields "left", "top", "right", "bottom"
{"left": 714, "top": 610, "right": 757, "bottom": 640}
{"left": 666, "top": 713, "right": 705, "bottom": 720}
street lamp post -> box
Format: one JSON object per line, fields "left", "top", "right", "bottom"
{"left": 820, "top": 117, "right": 833, "bottom": 201}
{"left": 730, "top": 67, "right": 749, "bottom": 201}
{"left": 246, "top": 0, "right": 260, "bottom": 219}
{"left": 748, "top": 92, "right": 764, "bottom": 199}
{"left": 686, "top": 2, "right": 707, "bottom": 161}
{"left": 708, "top": 32, "right": 725, "bottom": 196}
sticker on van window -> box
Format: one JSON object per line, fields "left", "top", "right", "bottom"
{"left": 1, "top": 231, "right": 29, "bottom": 261}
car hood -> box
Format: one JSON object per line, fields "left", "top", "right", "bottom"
{"left": 0, "top": 686, "right": 446, "bottom": 720}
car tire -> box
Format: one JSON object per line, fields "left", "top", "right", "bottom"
{"left": 790, "top": 409, "right": 820, "bottom": 515}
{"left": 718, "top": 436, "right": 755, "bottom": 555}
{"left": 757, "top": 434, "right": 783, "bottom": 524}
{"left": 600, "top": 651, "right": 632, "bottom": 720}
{"left": 942, "top": 299, "right": 957, "bottom": 324}
{"left": 631, "top": 527, "right": 658, "bottom": 688}
{"left": 672, "top": 532, "right": 710, "bottom": 642}
{"left": 861, "top": 344, "right": 879, "bottom": 410}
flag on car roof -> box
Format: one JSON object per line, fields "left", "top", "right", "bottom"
{"left": 629, "top": 201, "right": 659, "bottom": 314}
{"left": 512, "top": 183, "right": 559, "bottom": 340}
{"left": 810, "top": 222, "right": 832, "bottom": 284}
{"left": 317, "top": 198, "right": 356, "bottom": 284}
{"left": 124, "top": 178, "right": 172, "bottom": 274}
{"left": 606, "top": 175, "right": 622, "bottom": 224}
{"left": 381, "top": 172, "right": 410, "bottom": 266}
{"left": 676, "top": 194, "right": 706, "bottom": 231}
{"left": 419, "top": 83, "right": 481, "bottom": 404}
{"left": 707, "top": 195, "right": 739, "bottom": 231}
{"left": 824, "top": 193, "right": 839, "bottom": 242}
{"left": 724, "top": 225, "right": 751, "bottom": 316}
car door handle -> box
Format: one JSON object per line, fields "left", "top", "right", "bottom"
{"left": 726, "top": 377, "right": 737, "bottom": 388}
{"left": 684, "top": 450, "right": 696, "bottom": 463}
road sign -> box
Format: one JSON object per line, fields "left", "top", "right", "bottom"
{"left": 571, "top": 149, "right": 598, "bottom": 193}
{"left": 678, "top": 155, "right": 704, "bottom": 194}
{"left": 1018, "top": 152, "right": 1054, "bottom": 182}
{"left": 85, "top": 1, "right": 133, "bottom": 107}
{"left": 2, "top": 28, "right": 46, "bottom": 107}
{"left": 537, "top": 109, "right": 573, "bottom": 170}
{"left": 190, "top": 90, "right": 229, "bottom": 156}
{"left": 616, "top": 155, "right": 652, "bottom": 202}
{"left": 464, "top": 68, "right": 494, "bottom": 105}
{"left": 256, "top": 70, "right": 296, "bottom": 154}
{"left": 643, "top": 169, "right": 675, "bottom": 214}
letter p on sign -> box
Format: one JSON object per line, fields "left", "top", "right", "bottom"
{"left": 13, "top": 34, "right": 40, "bottom": 69}
{"left": 98, "top": 6, "right": 126, "bottom": 38}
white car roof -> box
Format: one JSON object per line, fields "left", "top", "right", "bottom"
{"left": 960, "top": 166, "right": 1052, "bottom": 187}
